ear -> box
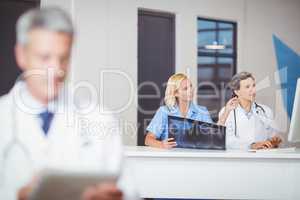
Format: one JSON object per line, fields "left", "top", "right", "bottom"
{"left": 174, "top": 89, "right": 179, "bottom": 97}
{"left": 234, "top": 90, "right": 240, "bottom": 97}
{"left": 15, "top": 44, "right": 27, "bottom": 71}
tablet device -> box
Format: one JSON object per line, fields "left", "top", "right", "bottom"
{"left": 29, "top": 169, "right": 119, "bottom": 200}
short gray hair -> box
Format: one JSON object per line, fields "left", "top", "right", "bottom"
{"left": 229, "top": 71, "right": 255, "bottom": 91}
{"left": 16, "top": 7, "right": 74, "bottom": 45}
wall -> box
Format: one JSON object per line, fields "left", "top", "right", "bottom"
{"left": 41, "top": 0, "right": 300, "bottom": 145}
{"left": 243, "top": 0, "right": 300, "bottom": 137}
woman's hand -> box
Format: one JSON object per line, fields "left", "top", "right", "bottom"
{"left": 81, "top": 183, "right": 123, "bottom": 200}
{"left": 145, "top": 133, "right": 177, "bottom": 149}
{"left": 251, "top": 136, "right": 282, "bottom": 150}
{"left": 224, "top": 97, "right": 239, "bottom": 113}
{"left": 269, "top": 136, "right": 282, "bottom": 148}
{"left": 18, "top": 176, "right": 38, "bottom": 200}
{"left": 18, "top": 184, "right": 33, "bottom": 200}
{"left": 160, "top": 138, "right": 177, "bottom": 149}
{"left": 251, "top": 140, "right": 273, "bottom": 149}
{"left": 218, "top": 97, "right": 239, "bottom": 125}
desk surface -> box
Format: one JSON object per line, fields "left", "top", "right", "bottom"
{"left": 125, "top": 146, "right": 300, "bottom": 199}
{"left": 125, "top": 146, "right": 300, "bottom": 159}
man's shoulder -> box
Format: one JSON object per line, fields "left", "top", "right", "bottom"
{"left": 0, "top": 93, "right": 11, "bottom": 108}
{"left": 0, "top": 94, "right": 12, "bottom": 136}
{"left": 74, "top": 106, "right": 122, "bottom": 142}
{"left": 75, "top": 106, "right": 120, "bottom": 128}
{"left": 75, "top": 107, "right": 118, "bottom": 124}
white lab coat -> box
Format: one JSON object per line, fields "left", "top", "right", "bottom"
{"left": 219, "top": 103, "right": 279, "bottom": 150}
{"left": 0, "top": 81, "right": 139, "bottom": 200}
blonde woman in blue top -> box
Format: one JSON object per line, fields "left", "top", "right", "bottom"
{"left": 145, "top": 73, "right": 213, "bottom": 149}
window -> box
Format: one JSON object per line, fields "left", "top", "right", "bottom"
{"left": 197, "top": 18, "right": 237, "bottom": 121}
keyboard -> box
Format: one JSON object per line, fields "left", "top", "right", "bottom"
{"left": 248, "top": 147, "right": 297, "bottom": 153}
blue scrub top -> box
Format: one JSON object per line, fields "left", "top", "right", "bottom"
{"left": 146, "top": 102, "right": 213, "bottom": 140}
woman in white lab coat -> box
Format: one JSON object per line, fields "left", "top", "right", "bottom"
{"left": 218, "top": 72, "right": 282, "bottom": 150}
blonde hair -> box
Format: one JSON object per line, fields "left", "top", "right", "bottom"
{"left": 164, "top": 73, "right": 188, "bottom": 109}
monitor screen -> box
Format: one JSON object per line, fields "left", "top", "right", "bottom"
{"left": 288, "top": 78, "right": 300, "bottom": 143}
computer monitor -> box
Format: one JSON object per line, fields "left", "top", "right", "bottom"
{"left": 288, "top": 78, "right": 300, "bottom": 143}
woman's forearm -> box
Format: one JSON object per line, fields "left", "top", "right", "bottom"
{"left": 218, "top": 110, "right": 230, "bottom": 125}
{"left": 145, "top": 133, "right": 162, "bottom": 148}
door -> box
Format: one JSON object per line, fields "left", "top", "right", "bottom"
{"left": 137, "top": 10, "right": 175, "bottom": 145}
{"left": 0, "top": 0, "right": 40, "bottom": 96}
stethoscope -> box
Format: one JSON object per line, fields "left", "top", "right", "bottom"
{"left": 233, "top": 102, "right": 266, "bottom": 137}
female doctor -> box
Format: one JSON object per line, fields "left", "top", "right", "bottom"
{"left": 218, "top": 71, "right": 282, "bottom": 150}
{"left": 145, "top": 73, "right": 212, "bottom": 149}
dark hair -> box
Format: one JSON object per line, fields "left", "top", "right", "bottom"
{"left": 229, "top": 71, "right": 255, "bottom": 91}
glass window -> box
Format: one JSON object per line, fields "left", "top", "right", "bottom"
{"left": 198, "top": 20, "right": 216, "bottom": 30}
{"left": 197, "top": 18, "right": 237, "bottom": 121}
{"left": 219, "top": 22, "right": 233, "bottom": 29}
{"left": 197, "top": 56, "right": 216, "bottom": 64}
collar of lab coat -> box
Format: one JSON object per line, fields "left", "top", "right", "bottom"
{"left": 168, "top": 102, "right": 198, "bottom": 119}
{"left": 236, "top": 102, "right": 256, "bottom": 119}
{"left": 10, "top": 80, "right": 63, "bottom": 115}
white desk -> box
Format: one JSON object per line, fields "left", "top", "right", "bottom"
{"left": 125, "top": 146, "right": 300, "bottom": 199}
